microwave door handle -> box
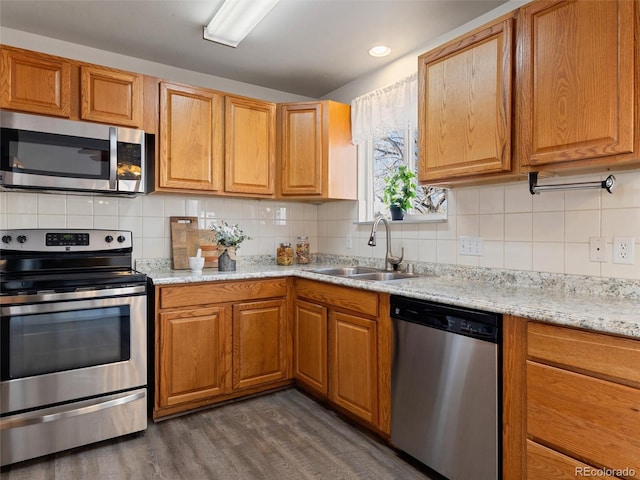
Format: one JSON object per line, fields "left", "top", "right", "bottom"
{"left": 109, "top": 127, "right": 117, "bottom": 189}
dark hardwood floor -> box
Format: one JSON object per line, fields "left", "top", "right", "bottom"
{"left": 1, "top": 389, "right": 432, "bottom": 479}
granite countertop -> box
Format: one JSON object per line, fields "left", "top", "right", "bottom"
{"left": 143, "top": 263, "right": 640, "bottom": 340}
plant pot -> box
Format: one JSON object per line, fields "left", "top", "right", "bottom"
{"left": 218, "top": 248, "right": 236, "bottom": 271}
{"left": 390, "top": 205, "right": 404, "bottom": 221}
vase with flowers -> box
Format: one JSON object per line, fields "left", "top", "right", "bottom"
{"left": 209, "top": 221, "right": 251, "bottom": 271}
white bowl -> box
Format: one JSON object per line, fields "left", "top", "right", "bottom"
{"left": 189, "top": 256, "right": 205, "bottom": 273}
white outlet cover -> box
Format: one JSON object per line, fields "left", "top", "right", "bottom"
{"left": 613, "top": 237, "right": 635, "bottom": 265}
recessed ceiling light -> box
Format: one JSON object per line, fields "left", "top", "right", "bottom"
{"left": 369, "top": 45, "right": 391, "bottom": 57}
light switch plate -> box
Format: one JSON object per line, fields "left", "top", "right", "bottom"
{"left": 458, "top": 236, "right": 483, "bottom": 256}
{"left": 589, "top": 237, "right": 607, "bottom": 262}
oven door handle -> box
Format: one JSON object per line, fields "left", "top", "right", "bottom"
{"left": 0, "top": 390, "right": 145, "bottom": 429}
{"left": 1, "top": 285, "right": 146, "bottom": 308}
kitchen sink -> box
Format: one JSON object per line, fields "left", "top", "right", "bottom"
{"left": 310, "top": 266, "right": 381, "bottom": 276}
{"left": 309, "top": 266, "right": 422, "bottom": 282}
{"left": 347, "top": 272, "right": 418, "bottom": 281}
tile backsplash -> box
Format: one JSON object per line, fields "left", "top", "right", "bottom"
{"left": 318, "top": 170, "right": 640, "bottom": 281}
{"left": 0, "top": 192, "right": 319, "bottom": 262}
{"left": 2, "top": 169, "right": 639, "bottom": 280}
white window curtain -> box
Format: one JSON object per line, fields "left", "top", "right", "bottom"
{"left": 350, "top": 72, "right": 417, "bottom": 145}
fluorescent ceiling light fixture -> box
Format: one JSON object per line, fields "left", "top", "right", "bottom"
{"left": 369, "top": 45, "right": 391, "bottom": 57}
{"left": 204, "top": 0, "right": 279, "bottom": 48}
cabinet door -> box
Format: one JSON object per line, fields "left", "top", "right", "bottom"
{"left": 232, "top": 298, "right": 288, "bottom": 390}
{"left": 527, "top": 440, "right": 617, "bottom": 480}
{"left": 418, "top": 16, "right": 513, "bottom": 182}
{"left": 329, "top": 310, "right": 378, "bottom": 424}
{"left": 159, "top": 82, "right": 223, "bottom": 191}
{"left": 527, "top": 361, "right": 640, "bottom": 476}
{"left": 225, "top": 95, "right": 275, "bottom": 195}
{"left": 518, "top": 0, "right": 637, "bottom": 170}
{"left": 0, "top": 46, "right": 71, "bottom": 117}
{"left": 158, "top": 307, "right": 229, "bottom": 408}
{"left": 80, "top": 65, "right": 143, "bottom": 127}
{"left": 294, "top": 299, "right": 328, "bottom": 395}
{"left": 278, "top": 102, "right": 323, "bottom": 195}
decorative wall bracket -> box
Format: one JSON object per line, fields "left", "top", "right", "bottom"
{"left": 528, "top": 172, "right": 616, "bottom": 195}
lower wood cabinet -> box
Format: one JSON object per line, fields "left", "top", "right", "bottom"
{"left": 293, "top": 299, "right": 328, "bottom": 395}
{"left": 154, "top": 278, "right": 292, "bottom": 419}
{"left": 503, "top": 317, "right": 640, "bottom": 479}
{"left": 158, "top": 306, "right": 229, "bottom": 408}
{"left": 294, "top": 279, "right": 390, "bottom": 434}
{"left": 329, "top": 310, "right": 378, "bottom": 425}
{"left": 232, "top": 299, "right": 288, "bottom": 390}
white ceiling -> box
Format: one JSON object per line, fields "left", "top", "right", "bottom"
{"left": 0, "top": 0, "right": 507, "bottom": 98}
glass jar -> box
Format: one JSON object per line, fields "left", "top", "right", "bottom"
{"left": 296, "top": 236, "right": 310, "bottom": 264}
{"left": 276, "top": 242, "right": 293, "bottom": 266}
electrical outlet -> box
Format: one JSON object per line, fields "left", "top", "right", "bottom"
{"left": 589, "top": 237, "right": 607, "bottom": 262}
{"left": 613, "top": 237, "right": 635, "bottom": 265}
{"left": 345, "top": 235, "right": 352, "bottom": 249}
{"left": 458, "top": 236, "right": 483, "bottom": 256}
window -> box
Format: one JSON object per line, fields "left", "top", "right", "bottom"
{"left": 371, "top": 127, "right": 446, "bottom": 220}
{"left": 352, "top": 74, "right": 447, "bottom": 222}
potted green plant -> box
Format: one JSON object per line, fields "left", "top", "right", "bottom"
{"left": 382, "top": 165, "right": 417, "bottom": 220}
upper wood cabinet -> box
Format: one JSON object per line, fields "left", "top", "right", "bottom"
{"left": 517, "top": 0, "right": 640, "bottom": 173}
{"left": 159, "top": 81, "right": 223, "bottom": 192}
{"left": 0, "top": 46, "right": 71, "bottom": 118}
{"left": 277, "top": 100, "right": 357, "bottom": 200}
{"left": 80, "top": 64, "right": 143, "bottom": 127}
{"left": 0, "top": 45, "right": 144, "bottom": 128}
{"left": 418, "top": 14, "right": 515, "bottom": 185}
{"left": 224, "top": 95, "right": 275, "bottom": 196}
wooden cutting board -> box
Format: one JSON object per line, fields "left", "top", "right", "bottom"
{"left": 170, "top": 216, "right": 199, "bottom": 269}
{"left": 186, "top": 229, "right": 218, "bottom": 268}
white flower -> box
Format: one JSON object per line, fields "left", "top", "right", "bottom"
{"left": 209, "top": 221, "right": 251, "bottom": 247}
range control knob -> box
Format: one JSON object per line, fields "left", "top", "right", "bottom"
{"left": 1, "top": 235, "right": 12, "bottom": 244}
{"left": 16, "top": 235, "right": 27, "bottom": 244}
{"left": 105, "top": 235, "right": 114, "bottom": 243}
{"left": 117, "top": 235, "right": 126, "bottom": 243}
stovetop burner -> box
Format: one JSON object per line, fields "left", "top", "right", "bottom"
{"left": 1, "top": 228, "right": 146, "bottom": 296}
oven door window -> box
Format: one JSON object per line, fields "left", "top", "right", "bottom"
{"left": 1, "top": 128, "right": 110, "bottom": 179}
{"left": 5, "top": 306, "right": 130, "bottom": 380}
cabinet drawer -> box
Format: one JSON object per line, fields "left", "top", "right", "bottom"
{"left": 527, "top": 361, "right": 640, "bottom": 476}
{"left": 295, "top": 279, "right": 378, "bottom": 317}
{"left": 527, "top": 440, "right": 617, "bottom": 480}
{"left": 159, "top": 278, "right": 287, "bottom": 309}
{"left": 528, "top": 322, "right": 640, "bottom": 387}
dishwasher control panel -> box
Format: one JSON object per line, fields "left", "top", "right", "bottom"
{"left": 390, "top": 295, "right": 500, "bottom": 343}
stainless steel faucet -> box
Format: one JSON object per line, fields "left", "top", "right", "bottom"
{"left": 367, "top": 215, "right": 403, "bottom": 271}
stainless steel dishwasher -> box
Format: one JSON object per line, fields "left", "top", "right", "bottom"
{"left": 390, "top": 295, "right": 501, "bottom": 480}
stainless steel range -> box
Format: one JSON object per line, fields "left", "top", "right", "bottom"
{"left": 0, "top": 229, "right": 148, "bottom": 466}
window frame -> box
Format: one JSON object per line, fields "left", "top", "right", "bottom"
{"left": 357, "top": 125, "right": 447, "bottom": 223}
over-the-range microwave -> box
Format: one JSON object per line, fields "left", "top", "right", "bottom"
{"left": 0, "top": 111, "right": 153, "bottom": 195}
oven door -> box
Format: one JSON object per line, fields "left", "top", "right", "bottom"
{"left": 0, "top": 286, "right": 146, "bottom": 414}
